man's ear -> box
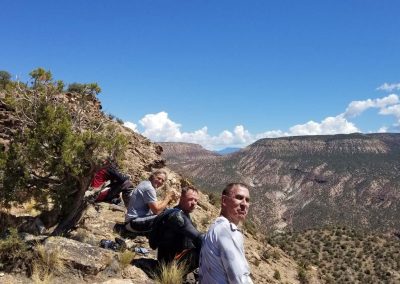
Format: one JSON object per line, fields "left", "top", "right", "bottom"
{"left": 221, "top": 195, "right": 227, "bottom": 207}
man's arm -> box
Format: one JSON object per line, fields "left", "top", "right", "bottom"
{"left": 171, "top": 212, "right": 203, "bottom": 247}
{"left": 148, "top": 190, "right": 176, "bottom": 215}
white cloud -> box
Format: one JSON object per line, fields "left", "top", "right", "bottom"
{"left": 344, "top": 94, "right": 399, "bottom": 117}
{"left": 288, "top": 115, "right": 359, "bottom": 136}
{"left": 377, "top": 83, "right": 400, "bottom": 92}
{"left": 139, "top": 112, "right": 182, "bottom": 141}
{"left": 123, "top": 121, "right": 138, "bottom": 132}
{"left": 131, "top": 112, "right": 359, "bottom": 150}
{"left": 125, "top": 93, "right": 400, "bottom": 150}
{"left": 379, "top": 104, "right": 400, "bottom": 118}
{"left": 377, "top": 126, "right": 388, "bottom": 133}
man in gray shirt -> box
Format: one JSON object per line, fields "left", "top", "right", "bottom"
{"left": 125, "top": 169, "right": 177, "bottom": 233}
{"left": 199, "top": 183, "right": 253, "bottom": 284}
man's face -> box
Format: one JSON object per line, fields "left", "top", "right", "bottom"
{"left": 151, "top": 173, "right": 166, "bottom": 188}
{"left": 222, "top": 185, "right": 250, "bottom": 225}
{"left": 179, "top": 189, "right": 199, "bottom": 214}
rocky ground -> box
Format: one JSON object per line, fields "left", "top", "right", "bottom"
{"left": 0, "top": 189, "right": 309, "bottom": 284}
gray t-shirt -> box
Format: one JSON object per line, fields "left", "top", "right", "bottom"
{"left": 125, "top": 180, "right": 157, "bottom": 222}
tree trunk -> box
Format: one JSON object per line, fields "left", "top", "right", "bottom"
{"left": 51, "top": 175, "right": 92, "bottom": 236}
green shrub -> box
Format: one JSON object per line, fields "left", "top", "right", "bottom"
{"left": 0, "top": 228, "right": 32, "bottom": 271}
{"left": 273, "top": 269, "right": 281, "bottom": 280}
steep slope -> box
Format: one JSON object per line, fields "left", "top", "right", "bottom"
{"left": 1, "top": 90, "right": 305, "bottom": 283}
{"left": 161, "top": 133, "right": 400, "bottom": 233}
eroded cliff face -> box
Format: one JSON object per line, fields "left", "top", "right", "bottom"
{"left": 161, "top": 134, "right": 400, "bottom": 233}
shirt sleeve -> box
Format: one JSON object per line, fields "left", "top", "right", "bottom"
{"left": 142, "top": 183, "right": 157, "bottom": 204}
{"left": 174, "top": 212, "right": 203, "bottom": 248}
{"left": 218, "top": 226, "right": 253, "bottom": 284}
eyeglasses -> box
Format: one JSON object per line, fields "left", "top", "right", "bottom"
{"left": 223, "top": 194, "right": 251, "bottom": 205}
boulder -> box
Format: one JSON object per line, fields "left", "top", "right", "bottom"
{"left": 44, "top": 236, "right": 116, "bottom": 275}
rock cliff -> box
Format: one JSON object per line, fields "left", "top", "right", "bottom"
{"left": 161, "top": 134, "right": 400, "bottom": 233}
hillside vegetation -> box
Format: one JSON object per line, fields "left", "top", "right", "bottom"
{"left": 268, "top": 226, "right": 400, "bottom": 283}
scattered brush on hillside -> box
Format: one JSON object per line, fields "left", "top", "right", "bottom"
{"left": 268, "top": 226, "right": 400, "bottom": 283}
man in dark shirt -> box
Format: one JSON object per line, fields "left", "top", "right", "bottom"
{"left": 90, "top": 159, "right": 133, "bottom": 207}
{"left": 154, "top": 186, "right": 203, "bottom": 272}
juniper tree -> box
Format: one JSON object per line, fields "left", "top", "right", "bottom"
{"left": 0, "top": 68, "right": 127, "bottom": 235}
{"left": 0, "top": 70, "right": 11, "bottom": 90}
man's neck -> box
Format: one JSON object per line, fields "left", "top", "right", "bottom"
{"left": 220, "top": 213, "right": 239, "bottom": 226}
{"left": 175, "top": 204, "right": 190, "bottom": 216}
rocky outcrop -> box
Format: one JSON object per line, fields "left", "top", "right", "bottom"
{"left": 44, "top": 237, "right": 116, "bottom": 274}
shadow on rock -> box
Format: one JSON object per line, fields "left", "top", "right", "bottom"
{"left": 132, "top": 258, "right": 159, "bottom": 279}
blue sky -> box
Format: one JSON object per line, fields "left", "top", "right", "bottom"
{"left": 2, "top": 0, "right": 400, "bottom": 150}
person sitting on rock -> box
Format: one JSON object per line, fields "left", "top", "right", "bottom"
{"left": 149, "top": 186, "right": 204, "bottom": 273}
{"left": 124, "top": 169, "right": 178, "bottom": 234}
{"left": 89, "top": 158, "right": 133, "bottom": 207}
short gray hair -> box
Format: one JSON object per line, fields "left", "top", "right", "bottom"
{"left": 222, "top": 183, "right": 249, "bottom": 196}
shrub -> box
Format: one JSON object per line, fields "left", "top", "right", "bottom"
{"left": 243, "top": 219, "right": 257, "bottom": 236}
{"left": 298, "top": 267, "right": 309, "bottom": 284}
{"left": 0, "top": 228, "right": 32, "bottom": 271}
{"left": 273, "top": 269, "right": 281, "bottom": 280}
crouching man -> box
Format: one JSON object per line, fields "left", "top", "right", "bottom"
{"left": 149, "top": 186, "right": 203, "bottom": 273}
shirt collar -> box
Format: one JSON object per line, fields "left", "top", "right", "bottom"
{"left": 219, "top": 216, "right": 241, "bottom": 232}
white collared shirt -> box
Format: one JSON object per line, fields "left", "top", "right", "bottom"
{"left": 199, "top": 216, "right": 253, "bottom": 284}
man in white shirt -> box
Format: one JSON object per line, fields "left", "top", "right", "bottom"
{"left": 199, "top": 183, "right": 253, "bottom": 284}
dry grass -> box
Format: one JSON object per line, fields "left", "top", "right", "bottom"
{"left": 154, "top": 261, "right": 188, "bottom": 284}
{"left": 31, "top": 263, "right": 54, "bottom": 284}
{"left": 31, "top": 244, "right": 65, "bottom": 283}
{"left": 119, "top": 250, "right": 136, "bottom": 269}
{"left": 22, "top": 199, "right": 40, "bottom": 216}
{"left": 35, "top": 244, "right": 65, "bottom": 273}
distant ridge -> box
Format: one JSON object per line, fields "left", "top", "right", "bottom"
{"left": 215, "top": 147, "right": 241, "bottom": 155}
{"left": 161, "top": 133, "right": 400, "bottom": 233}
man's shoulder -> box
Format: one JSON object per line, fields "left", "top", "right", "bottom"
{"left": 165, "top": 208, "right": 186, "bottom": 227}
{"left": 136, "top": 180, "right": 153, "bottom": 191}
{"left": 209, "top": 216, "right": 240, "bottom": 235}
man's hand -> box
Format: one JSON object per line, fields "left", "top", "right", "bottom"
{"left": 166, "top": 188, "right": 179, "bottom": 204}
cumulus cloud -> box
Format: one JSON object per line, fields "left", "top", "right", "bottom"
{"left": 379, "top": 104, "right": 400, "bottom": 118}
{"left": 288, "top": 115, "right": 359, "bottom": 136}
{"left": 123, "top": 92, "right": 400, "bottom": 150}
{"left": 377, "top": 83, "right": 400, "bottom": 92}
{"left": 129, "top": 111, "right": 360, "bottom": 150}
{"left": 139, "top": 111, "right": 182, "bottom": 141}
{"left": 377, "top": 126, "right": 388, "bottom": 133}
{"left": 344, "top": 94, "right": 399, "bottom": 117}
{"left": 123, "top": 121, "right": 138, "bottom": 132}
